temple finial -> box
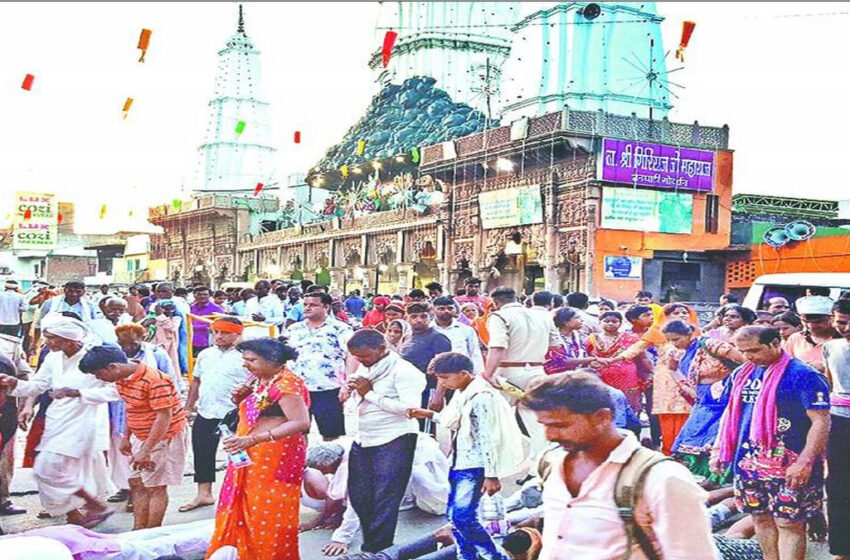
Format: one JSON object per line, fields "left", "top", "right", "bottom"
{"left": 237, "top": 4, "right": 245, "bottom": 35}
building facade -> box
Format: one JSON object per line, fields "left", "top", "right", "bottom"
{"left": 238, "top": 107, "right": 732, "bottom": 301}
{"left": 148, "top": 194, "right": 280, "bottom": 288}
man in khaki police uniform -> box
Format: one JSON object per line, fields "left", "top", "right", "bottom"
{"left": 483, "top": 286, "right": 560, "bottom": 458}
{"left": 0, "top": 332, "right": 32, "bottom": 516}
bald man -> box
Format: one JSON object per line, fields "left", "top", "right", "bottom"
{"left": 88, "top": 298, "right": 134, "bottom": 344}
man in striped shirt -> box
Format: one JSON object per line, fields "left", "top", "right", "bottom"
{"left": 80, "top": 344, "right": 187, "bottom": 530}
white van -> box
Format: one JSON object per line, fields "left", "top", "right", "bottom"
{"left": 743, "top": 273, "right": 850, "bottom": 311}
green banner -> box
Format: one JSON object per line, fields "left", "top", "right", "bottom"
{"left": 600, "top": 187, "right": 693, "bottom": 234}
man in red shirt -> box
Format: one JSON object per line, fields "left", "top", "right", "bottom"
{"left": 80, "top": 345, "right": 187, "bottom": 530}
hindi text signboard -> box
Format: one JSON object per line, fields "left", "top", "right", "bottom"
{"left": 600, "top": 138, "right": 715, "bottom": 192}
{"left": 478, "top": 185, "right": 543, "bottom": 230}
{"left": 600, "top": 187, "right": 693, "bottom": 234}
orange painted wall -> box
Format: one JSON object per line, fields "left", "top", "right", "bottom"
{"left": 750, "top": 234, "right": 850, "bottom": 276}
{"left": 592, "top": 150, "right": 734, "bottom": 301}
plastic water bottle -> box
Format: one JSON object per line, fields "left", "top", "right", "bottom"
{"left": 218, "top": 424, "right": 252, "bottom": 469}
{"left": 480, "top": 493, "right": 509, "bottom": 537}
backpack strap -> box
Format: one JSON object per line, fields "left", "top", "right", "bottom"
{"left": 613, "top": 446, "right": 672, "bottom": 560}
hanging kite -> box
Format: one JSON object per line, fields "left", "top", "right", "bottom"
{"left": 138, "top": 29, "right": 152, "bottom": 62}
{"left": 21, "top": 74, "right": 35, "bottom": 91}
{"left": 235, "top": 120, "right": 246, "bottom": 135}
{"left": 122, "top": 97, "right": 134, "bottom": 119}
{"left": 411, "top": 147, "right": 420, "bottom": 164}
{"left": 675, "top": 21, "right": 696, "bottom": 62}
{"left": 254, "top": 182, "right": 264, "bottom": 196}
{"left": 99, "top": 204, "right": 107, "bottom": 219}
{"left": 340, "top": 165, "right": 349, "bottom": 178}
{"left": 172, "top": 199, "right": 181, "bottom": 211}
{"left": 356, "top": 140, "right": 365, "bottom": 156}
{"left": 382, "top": 30, "right": 398, "bottom": 68}
{"left": 294, "top": 131, "right": 301, "bottom": 144}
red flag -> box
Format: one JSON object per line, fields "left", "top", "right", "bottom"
{"left": 22, "top": 74, "right": 35, "bottom": 91}
{"left": 676, "top": 21, "right": 696, "bottom": 61}
{"left": 294, "top": 131, "right": 301, "bottom": 144}
{"left": 382, "top": 31, "right": 398, "bottom": 68}
{"left": 254, "top": 182, "right": 264, "bottom": 196}
{"left": 23, "top": 209, "right": 32, "bottom": 220}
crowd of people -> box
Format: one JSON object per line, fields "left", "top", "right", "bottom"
{"left": 1, "top": 275, "right": 850, "bottom": 560}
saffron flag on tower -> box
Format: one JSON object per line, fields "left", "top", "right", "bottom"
{"left": 138, "top": 29, "right": 152, "bottom": 62}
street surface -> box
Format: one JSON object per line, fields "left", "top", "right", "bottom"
{"left": 2, "top": 425, "right": 831, "bottom": 559}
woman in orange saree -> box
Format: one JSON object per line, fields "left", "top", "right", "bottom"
{"left": 206, "top": 337, "right": 311, "bottom": 560}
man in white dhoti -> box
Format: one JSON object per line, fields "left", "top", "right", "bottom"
{"left": 0, "top": 314, "right": 119, "bottom": 527}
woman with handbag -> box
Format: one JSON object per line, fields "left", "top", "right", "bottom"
{"left": 206, "top": 337, "right": 311, "bottom": 560}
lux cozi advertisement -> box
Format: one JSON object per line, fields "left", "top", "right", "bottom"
{"left": 13, "top": 192, "right": 58, "bottom": 250}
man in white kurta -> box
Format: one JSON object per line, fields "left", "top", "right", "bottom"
{"left": 0, "top": 314, "right": 118, "bottom": 523}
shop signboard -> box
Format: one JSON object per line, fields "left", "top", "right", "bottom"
{"left": 600, "top": 138, "right": 715, "bottom": 192}
{"left": 12, "top": 191, "right": 58, "bottom": 250}
{"left": 478, "top": 185, "right": 543, "bottom": 230}
{"left": 604, "top": 256, "right": 642, "bottom": 280}
{"left": 600, "top": 187, "right": 693, "bottom": 234}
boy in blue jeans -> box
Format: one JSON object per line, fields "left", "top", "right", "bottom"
{"left": 408, "top": 352, "right": 522, "bottom": 560}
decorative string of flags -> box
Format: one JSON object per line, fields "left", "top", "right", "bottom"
{"left": 254, "top": 183, "right": 264, "bottom": 196}
{"left": 294, "top": 131, "right": 301, "bottom": 144}
{"left": 21, "top": 74, "right": 35, "bottom": 91}
{"left": 122, "top": 97, "right": 133, "bottom": 119}
{"left": 138, "top": 29, "right": 152, "bottom": 62}
{"left": 382, "top": 31, "right": 398, "bottom": 67}
{"left": 676, "top": 21, "right": 696, "bottom": 61}
{"left": 235, "top": 120, "right": 246, "bottom": 135}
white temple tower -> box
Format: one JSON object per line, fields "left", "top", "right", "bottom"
{"left": 500, "top": 2, "right": 673, "bottom": 122}
{"left": 194, "top": 5, "right": 276, "bottom": 194}
{"left": 371, "top": 2, "right": 521, "bottom": 119}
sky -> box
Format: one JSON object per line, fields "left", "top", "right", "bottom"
{"left": 1, "top": 2, "right": 849, "bottom": 234}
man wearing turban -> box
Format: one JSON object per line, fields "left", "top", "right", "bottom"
{"left": 0, "top": 313, "right": 119, "bottom": 528}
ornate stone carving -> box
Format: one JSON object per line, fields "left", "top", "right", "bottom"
{"left": 453, "top": 241, "right": 473, "bottom": 268}
{"left": 215, "top": 256, "right": 233, "bottom": 282}
{"left": 410, "top": 229, "right": 437, "bottom": 261}
{"left": 557, "top": 192, "right": 587, "bottom": 227}
{"left": 557, "top": 231, "right": 587, "bottom": 266}
{"left": 453, "top": 213, "right": 477, "bottom": 239}
{"left": 369, "top": 234, "right": 397, "bottom": 265}
{"left": 338, "top": 238, "right": 362, "bottom": 267}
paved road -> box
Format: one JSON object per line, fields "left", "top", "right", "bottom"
{"left": 2, "top": 429, "right": 832, "bottom": 559}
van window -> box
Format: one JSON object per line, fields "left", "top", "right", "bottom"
{"left": 758, "top": 286, "right": 809, "bottom": 311}
{"left": 758, "top": 285, "right": 844, "bottom": 310}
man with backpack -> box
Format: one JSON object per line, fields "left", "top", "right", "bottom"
{"left": 521, "top": 371, "right": 717, "bottom": 559}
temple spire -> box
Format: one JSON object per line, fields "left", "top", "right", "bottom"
{"left": 237, "top": 4, "right": 245, "bottom": 36}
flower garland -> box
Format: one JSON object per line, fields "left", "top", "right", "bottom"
{"left": 251, "top": 371, "right": 285, "bottom": 412}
